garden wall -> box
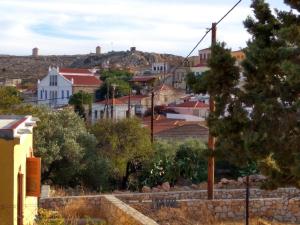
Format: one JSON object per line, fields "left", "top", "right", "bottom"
{"left": 116, "top": 188, "right": 300, "bottom": 203}
{"left": 130, "top": 198, "right": 300, "bottom": 223}
{"left": 39, "top": 195, "right": 158, "bottom": 225}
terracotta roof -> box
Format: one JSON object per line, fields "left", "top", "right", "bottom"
{"left": 59, "top": 68, "right": 95, "bottom": 74}
{"left": 96, "top": 98, "right": 125, "bottom": 105}
{"left": 143, "top": 115, "right": 208, "bottom": 138}
{"left": 118, "top": 95, "right": 148, "bottom": 102}
{"left": 172, "top": 101, "right": 209, "bottom": 108}
{"left": 131, "top": 76, "right": 157, "bottom": 82}
{"left": 62, "top": 75, "right": 102, "bottom": 86}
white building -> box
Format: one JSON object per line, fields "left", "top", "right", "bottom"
{"left": 151, "top": 62, "right": 169, "bottom": 74}
{"left": 91, "top": 99, "right": 134, "bottom": 123}
{"left": 37, "top": 67, "right": 101, "bottom": 108}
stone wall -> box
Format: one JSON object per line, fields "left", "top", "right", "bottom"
{"left": 130, "top": 198, "right": 300, "bottom": 223}
{"left": 39, "top": 195, "right": 158, "bottom": 225}
{"left": 39, "top": 188, "right": 300, "bottom": 224}
{"left": 101, "top": 195, "right": 158, "bottom": 225}
{"left": 116, "top": 188, "right": 300, "bottom": 203}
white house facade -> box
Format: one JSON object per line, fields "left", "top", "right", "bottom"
{"left": 37, "top": 67, "right": 72, "bottom": 107}
{"left": 37, "top": 67, "right": 101, "bottom": 108}
{"left": 91, "top": 99, "right": 134, "bottom": 124}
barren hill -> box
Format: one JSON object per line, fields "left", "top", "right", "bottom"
{"left": 0, "top": 51, "right": 184, "bottom": 84}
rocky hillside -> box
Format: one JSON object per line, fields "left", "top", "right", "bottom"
{"left": 0, "top": 55, "right": 84, "bottom": 83}
{"left": 71, "top": 50, "right": 184, "bottom": 69}
{"left": 0, "top": 51, "right": 184, "bottom": 83}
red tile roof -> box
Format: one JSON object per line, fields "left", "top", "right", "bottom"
{"left": 143, "top": 115, "right": 207, "bottom": 134}
{"left": 118, "top": 95, "right": 148, "bottom": 102}
{"left": 96, "top": 98, "right": 125, "bottom": 105}
{"left": 62, "top": 75, "right": 102, "bottom": 86}
{"left": 172, "top": 101, "right": 209, "bottom": 108}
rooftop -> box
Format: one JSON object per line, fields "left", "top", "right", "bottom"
{"left": 62, "top": 74, "right": 102, "bottom": 86}
{"left": 0, "top": 116, "right": 38, "bottom": 139}
{"left": 95, "top": 98, "right": 126, "bottom": 105}
{"left": 170, "top": 101, "right": 209, "bottom": 108}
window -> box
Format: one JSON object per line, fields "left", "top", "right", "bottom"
{"left": 200, "top": 54, "right": 202, "bottom": 60}
{"left": 45, "top": 90, "right": 47, "bottom": 100}
{"left": 153, "top": 66, "right": 156, "bottom": 71}
{"left": 40, "top": 90, "right": 43, "bottom": 99}
{"left": 94, "top": 110, "right": 98, "bottom": 119}
{"left": 61, "top": 90, "right": 64, "bottom": 99}
{"left": 160, "top": 66, "right": 163, "bottom": 71}
{"left": 67, "top": 90, "right": 70, "bottom": 99}
{"left": 49, "top": 75, "right": 57, "bottom": 86}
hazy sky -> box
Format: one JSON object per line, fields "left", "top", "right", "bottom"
{"left": 0, "top": 0, "right": 290, "bottom": 56}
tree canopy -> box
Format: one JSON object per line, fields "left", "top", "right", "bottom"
{"left": 190, "top": 0, "right": 300, "bottom": 189}
{"left": 96, "top": 69, "right": 133, "bottom": 100}
{"left": 69, "top": 91, "right": 93, "bottom": 119}
{"left": 0, "top": 86, "right": 22, "bottom": 110}
{"left": 90, "top": 118, "right": 152, "bottom": 188}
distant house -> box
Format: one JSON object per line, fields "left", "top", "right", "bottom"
{"left": 118, "top": 95, "right": 149, "bottom": 115}
{"left": 143, "top": 115, "right": 208, "bottom": 140}
{"left": 167, "top": 101, "right": 209, "bottom": 118}
{"left": 151, "top": 62, "right": 169, "bottom": 74}
{"left": 37, "top": 67, "right": 102, "bottom": 108}
{"left": 91, "top": 98, "right": 134, "bottom": 123}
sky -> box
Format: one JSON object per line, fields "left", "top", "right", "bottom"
{"left": 0, "top": 0, "right": 290, "bottom": 56}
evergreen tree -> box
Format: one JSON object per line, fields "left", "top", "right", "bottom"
{"left": 190, "top": 0, "right": 300, "bottom": 189}
{"left": 241, "top": 0, "right": 300, "bottom": 188}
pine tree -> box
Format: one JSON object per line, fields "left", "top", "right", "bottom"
{"left": 192, "top": 0, "right": 300, "bottom": 189}
{"left": 241, "top": 0, "right": 300, "bottom": 188}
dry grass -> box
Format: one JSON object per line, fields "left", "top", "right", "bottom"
{"left": 58, "top": 198, "right": 103, "bottom": 219}
{"left": 132, "top": 204, "right": 294, "bottom": 225}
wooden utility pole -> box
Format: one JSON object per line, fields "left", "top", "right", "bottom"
{"left": 127, "top": 89, "right": 131, "bottom": 118}
{"left": 150, "top": 90, "right": 154, "bottom": 143}
{"left": 207, "top": 22, "right": 217, "bottom": 200}
{"left": 111, "top": 84, "right": 116, "bottom": 120}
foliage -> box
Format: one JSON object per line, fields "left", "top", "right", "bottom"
{"left": 90, "top": 118, "right": 152, "bottom": 188}
{"left": 96, "top": 69, "right": 133, "bottom": 100}
{"left": 69, "top": 91, "right": 93, "bottom": 119}
{"left": 140, "top": 141, "right": 178, "bottom": 187}
{"left": 33, "top": 109, "right": 97, "bottom": 186}
{"left": 240, "top": 0, "right": 300, "bottom": 188}
{"left": 0, "top": 86, "right": 22, "bottom": 110}
{"left": 81, "top": 155, "right": 113, "bottom": 192}
{"left": 6, "top": 105, "right": 97, "bottom": 187}
{"left": 139, "top": 139, "right": 208, "bottom": 187}
{"left": 175, "top": 140, "right": 208, "bottom": 183}
{"left": 189, "top": 0, "right": 300, "bottom": 189}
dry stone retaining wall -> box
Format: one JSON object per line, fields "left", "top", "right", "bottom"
{"left": 39, "top": 188, "right": 300, "bottom": 224}
{"left": 39, "top": 195, "right": 158, "bottom": 225}
{"left": 116, "top": 188, "right": 300, "bottom": 203}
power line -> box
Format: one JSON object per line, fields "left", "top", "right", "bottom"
{"left": 175, "top": 0, "right": 242, "bottom": 70}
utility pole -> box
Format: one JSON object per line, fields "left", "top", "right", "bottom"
{"left": 207, "top": 22, "right": 217, "bottom": 200}
{"left": 127, "top": 89, "right": 131, "bottom": 118}
{"left": 150, "top": 90, "right": 154, "bottom": 143}
{"left": 111, "top": 84, "right": 116, "bottom": 121}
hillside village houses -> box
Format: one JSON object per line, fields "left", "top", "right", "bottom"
{"left": 37, "top": 67, "right": 102, "bottom": 108}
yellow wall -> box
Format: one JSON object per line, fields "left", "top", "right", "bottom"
{"left": 0, "top": 139, "right": 15, "bottom": 225}
{"left": 0, "top": 133, "right": 38, "bottom": 225}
